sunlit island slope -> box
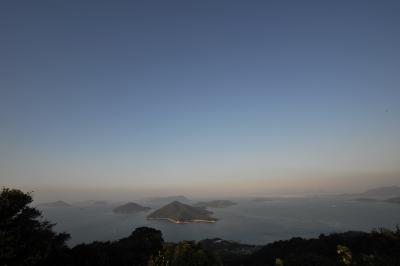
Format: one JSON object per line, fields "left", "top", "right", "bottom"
{"left": 146, "top": 201, "right": 217, "bottom": 224}
{"left": 113, "top": 202, "right": 151, "bottom": 214}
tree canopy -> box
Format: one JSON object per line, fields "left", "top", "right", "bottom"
{"left": 0, "top": 187, "right": 70, "bottom": 266}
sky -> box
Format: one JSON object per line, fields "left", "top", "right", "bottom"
{"left": 1, "top": 0, "right": 400, "bottom": 200}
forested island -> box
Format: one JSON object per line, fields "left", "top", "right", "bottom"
{"left": 146, "top": 201, "right": 217, "bottom": 223}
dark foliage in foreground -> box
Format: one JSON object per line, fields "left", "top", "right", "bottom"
{"left": 0, "top": 188, "right": 70, "bottom": 266}
{"left": 238, "top": 228, "right": 400, "bottom": 266}
{"left": 72, "top": 227, "right": 163, "bottom": 266}
{"left": 1, "top": 187, "right": 400, "bottom": 266}
{"left": 149, "top": 241, "right": 221, "bottom": 266}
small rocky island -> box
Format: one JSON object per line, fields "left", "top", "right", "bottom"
{"left": 113, "top": 202, "right": 151, "bottom": 214}
{"left": 194, "top": 200, "right": 237, "bottom": 208}
{"left": 146, "top": 201, "right": 217, "bottom": 223}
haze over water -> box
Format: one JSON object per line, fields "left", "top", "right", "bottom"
{"left": 40, "top": 198, "right": 400, "bottom": 246}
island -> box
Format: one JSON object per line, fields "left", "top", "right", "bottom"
{"left": 146, "top": 201, "right": 217, "bottom": 223}
{"left": 359, "top": 186, "right": 400, "bottom": 197}
{"left": 194, "top": 200, "right": 237, "bottom": 208}
{"left": 113, "top": 202, "right": 151, "bottom": 214}
{"left": 385, "top": 197, "right": 400, "bottom": 204}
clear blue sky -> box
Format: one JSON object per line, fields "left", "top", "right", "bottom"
{"left": 1, "top": 1, "right": 399, "bottom": 197}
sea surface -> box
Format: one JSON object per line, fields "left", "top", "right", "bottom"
{"left": 39, "top": 198, "right": 400, "bottom": 247}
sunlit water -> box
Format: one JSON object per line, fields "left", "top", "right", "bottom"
{"left": 39, "top": 198, "right": 400, "bottom": 247}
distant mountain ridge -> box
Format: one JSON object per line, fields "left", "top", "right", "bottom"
{"left": 146, "top": 201, "right": 217, "bottom": 223}
{"left": 385, "top": 197, "right": 400, "bottom": 204}
{"left": 113, "top": 202, "right": 151, "bottom": 214}
{"left": 360, "top": 186, "right": 400, "bottom": 197}
{"left": 38, "top": 200, "right": 71, "bottom": 208}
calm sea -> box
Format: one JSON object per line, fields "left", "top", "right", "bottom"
{"left": 39, "top": 198, "right": 400, "bottom": 247}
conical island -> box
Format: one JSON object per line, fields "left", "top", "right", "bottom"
{"left": 146, "top": 201, "right": 217, "bottom": 224}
